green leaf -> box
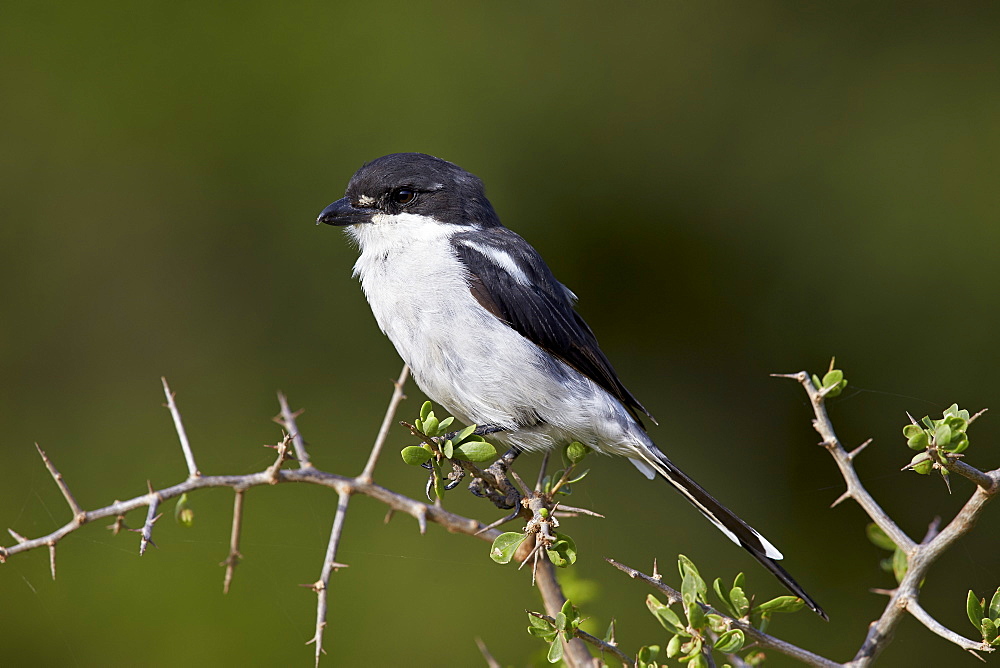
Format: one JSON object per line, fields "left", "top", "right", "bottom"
{"left": 441, "top": 440, "right": 454, "bottom": 459}
{"left": 688, "top": 648, "right": 709, "bottom": 668}
{"left": 647, "top": 595, "right": 686, "bottom": 635}
{"left": 730, "top": 586, "right": 750, "bottom": 617}
{"left": 564, "top": 468, "right": 591, "bottom": 485}
{"left": 546, "top": 637, "right": 563, "bottom": 663}
{"left": 866, "top": 523, "right": 896, "bottom": 551}
{"left": 969, "top": 590, "right": 986, "bottom": 629}
{"left": 638, "top": 645, "right": 662, "bottom": 665}
{"left": 822, "top": 369, "right": 843, "bottom": 388}
{"left": 756, "top": 596, "right": 805, "bottom": 614}
{"left": 983, "top": 618, "right": 998, "bottom": 643}
{"left": 419, "top": 401, "right": 432, "bottom": 421}
{"left": 908, "top": 452, "right": 934, "bottom": 475}
{"left": 560, "top": 599, "right": 577, "bottom": 628}
{"left": 174, "top": 493, "right": 194, "bottom": 527}
{"left": 904, "top": 425, "right": 929, "bottom": 450}
{"left": 438, "top": 416, "right": 454, "bottom": 431}
{"left": 554, "top": 612, "right": 567, "bottom": 631}
{"left": 490, "top": 532, "right": 527, "bottom": 564}
{"left": 811, "top": 374, "right": 823, "bottom": 390}
{"left": 989, "top": 586, "right": 1000, "bottom": 621}
{"left": 527, "top": 614, "right": 558, "bottom": 641}
{"left": 934, "top": 423, "right": 952, "bottom": 447}
{"left": 714, "top": 628, "right": 745, "bottom": 653}
{"left": 453, "top": 424, "right": 477, "bottom": 443}
{"left": 948, "top": 435, "right": 969, "bottom": 454}
{"left": 713, "top": 578, "right": 732, "bottom": 614}
{"left": 400, "top": 445, "right": 432, "bottom": 466}
{"left": 546, "top": 532, "right": 578, "bottom": 567}
{"left": 666, "top": 633, "right": 681, "bottom": 658}
{"left": 706, "top": 613, "right": 727, "bottom": 633}
{"left": 892, "top": 548, "right": 908, "bottom": 584}
{"left": 453, "top": 440, "right": 498, "bottom": 462}
{"left": 686, "top": 599, "right": 706, "bottom": 629}
{"left": 565, "top": 441, "right": 590, "bottom": 464}
{"left": 603, "top": 619, "right": 616, "bottom": 644}
{"left": 422, "top": 415, "right": 439, "bottom": 436}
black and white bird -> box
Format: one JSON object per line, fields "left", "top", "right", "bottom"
{"left": 317, "top": 152, "right": 825, "bottom": 618}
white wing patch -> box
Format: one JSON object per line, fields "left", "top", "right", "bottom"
{"left": 460, "top": 240, "right": 531, "bottom": 286}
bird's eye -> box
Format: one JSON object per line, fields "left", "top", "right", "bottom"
{"left": 391, "top": 188, "right": 416, "bottom": 205}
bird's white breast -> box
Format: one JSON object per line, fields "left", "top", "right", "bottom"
{"left": 346, "top": 214, "right": 644, "bottom": 454}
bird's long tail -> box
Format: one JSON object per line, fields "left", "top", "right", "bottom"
{"left": 630, "top": 446, "right": 827, "bottom": 620}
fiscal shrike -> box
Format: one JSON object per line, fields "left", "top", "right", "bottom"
{"left": 317, "top": 152, "right": 825, "bottom": 618}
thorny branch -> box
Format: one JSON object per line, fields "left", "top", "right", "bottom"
{"left": 1, "top": 365, "right": 512, "bottom": 666}
{"left": 774, "top": 371, "right": 999, "bottom": 666}
{"left": 5, "top": 365, "right": 1000, "bottom": 667}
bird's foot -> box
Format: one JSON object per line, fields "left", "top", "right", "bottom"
{"left": 468, "top": 445, "right": 523, "bottom": 510}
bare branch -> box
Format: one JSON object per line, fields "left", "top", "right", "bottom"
{"left": 906, "top": 598, "right": 989, "bottom": 656}
{"left": 1, "top": 467, "right": 502, "bottom": 562}
{"left": 943, "top": 458, "right": 996, "bottom": 492}
{"left": 606, "top": 558, "right": 841, "bottom": 668}
{"left": 276, "top": 391, "right": 313, "bottom": 469}
{"left": 775, "top": 371, "right": 915, "bottom": 552}
{"left": 34, "top": 443, "right": 84, "bottom": 521}
{"left": 221, "top": 489, "right": 245, "bottom": 594}
{"left": 137, "top": 481, "right": 162, "bottom": 556}
{"left": 359, "top": 365, "right": 409, "bottom": 483}
{"left": 307, "top": 490, "right": 352, "bottom": 667}
{"left": 161, "top": 377, "right": 200, "bottom": 478}
{"left": 475, "top": 637, "right": 503, "bottom": 668}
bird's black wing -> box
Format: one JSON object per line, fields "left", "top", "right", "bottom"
{"left": 453, "top": 227, "right": 654, "bottom": 425}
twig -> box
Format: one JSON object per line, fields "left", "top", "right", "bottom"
{"left": 359, "top": 365, "right": 409, "bottom": 483}
{"left": 475, "top": 637, "right": 503, "bottom": 668}
{"left": 528, "top": 610, "right": 633, "bottom": 665}
{"left": 906, "top": 598, "right": 988, "bottom": 656}
{"left": 605, "top": 558, "right": 841, "bottom": 668}
{"left": 306, "top": 489, "right": 352, "bottom": 667}
{"left": 943, "top": 458, "right": 997, "bottom": 492}
{"left": 35, "top": 444, "right": 84, "bottom": 521}
{"left": 773, "top": 372, "right": 915, "bottom": 553}
{"left": 138, "top": 481, "right": 162, "bottom": 556}
{"left": 221, "top": 489, "right": 245, "bottom": 594}
{"left": 161, "top": 377, "right": 200, "bottom": 478}
{"left": 276, "top": 391, "right": 313, "bottom": 469}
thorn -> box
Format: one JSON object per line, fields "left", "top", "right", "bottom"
{"left": 48, "top": 542, "right": 56, "bottom": 580}
{"left": 849, "top": 438, "right": 873, "bottom": 460}
{"left": 941, "top": 470, "right": 953, "bottom": 494}
{"left": 416, "top": 506, "right": 427, "bottom": 535}
{"left": 329, "top": 562, "right": 349, "bottom": 571}
{"left": 969, "top": 407, "right": 988, "bottom": 424}
{"left": 830, "top": 490, "right": 853, "bottom": 508}
{"left": 383, "top": 508, "right": 395, "bottom": 525}
{"left": 905, "top": 411, "right": 919, "bottom": 426}
{"left": 107, "top": 513, "right": 128, "bottom": 535}
{"left": 870, "top": 588, "right": 895, "bottom": 597}
{"left": 300, "top": 580, "right": 325, "bottom": 592}
{"left": 652, "top": 558, "right": 661, "bottom": 581}
{"left": 8, "top": 528, "right": 27, "bottom": 543}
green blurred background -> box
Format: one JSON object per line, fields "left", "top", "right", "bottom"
{"left": 2, "top": 2, "right": 999, "bottom": 665}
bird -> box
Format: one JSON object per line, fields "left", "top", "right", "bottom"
{"left": 317, "top": 152, "right": 825, "bottom": 619}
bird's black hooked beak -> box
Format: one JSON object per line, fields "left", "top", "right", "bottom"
{"left": 316, "top": 197, "right": 374, "bottom": 226}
